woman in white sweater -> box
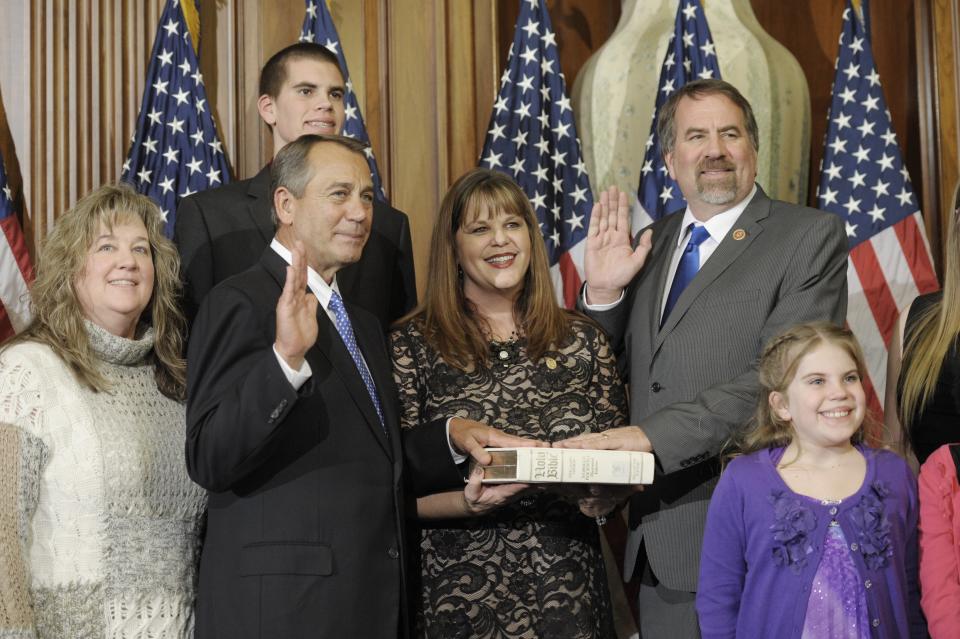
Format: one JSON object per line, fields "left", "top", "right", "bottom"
{"left": 0, "top": 184, "right": 205, "bottom": 638}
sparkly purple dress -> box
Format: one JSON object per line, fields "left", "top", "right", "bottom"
{"left": 801, "top": 504, "right": 871, "bottom": 639}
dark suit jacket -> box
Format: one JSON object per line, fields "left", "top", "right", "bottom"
{"left": 185, "top": 248, "right": 410, "bottom": 638}
{"left": 174, "top": 165, "right": 417, "bottom": 329}
{"left": 585, "top": 186, "right": 848, "bottom": 591}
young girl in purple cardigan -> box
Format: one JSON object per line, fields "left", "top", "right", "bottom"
{"left": 696, "top": 322, "right": 926, "bottom": 638}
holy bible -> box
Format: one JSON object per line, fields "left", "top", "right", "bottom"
{"left": 472, "top": 448, "right": 655, "bottom": 485}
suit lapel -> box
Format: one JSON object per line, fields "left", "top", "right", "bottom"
{"left": 260, "top": 249, "right": 392, "bottom": 458}
{"left": 352, "top": 309, "right": 401, "bottom": 449}
{"left": 246, "top": 165, "right": 274, "bottom": 244}
{"left": 654, "top": 187, "right": 771, "bottom": 352}
{"left": 639, "top": 215, "right": 683, "bottom": 352}
{"left": 314, "top": 308, "right": 392, "bottom": 456}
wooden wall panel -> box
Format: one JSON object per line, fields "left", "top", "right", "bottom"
{"left": 918, "top": 0, "right": 960, "bottom": 272}
{"left": 16, "top": 0, "right": 161, "bottom": 259}
{"left": 385, "top": 0, "right": 445, "bottom": 296}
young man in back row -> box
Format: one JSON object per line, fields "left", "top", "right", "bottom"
{"left": 175, "top": 42, "right": 416, "bottom": 329}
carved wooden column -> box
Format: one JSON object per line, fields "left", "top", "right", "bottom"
{"left": 916, "top": 0, "right": 959, "bottom": 273}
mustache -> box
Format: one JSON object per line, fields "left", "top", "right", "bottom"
{"left": 698, "top": 160, "right": 736, "bottom": 172}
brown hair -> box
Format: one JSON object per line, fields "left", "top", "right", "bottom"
{"left": 259, "top": 42, "right": 342, "bottom": 99}
{"left": 411, "top": 168, "right": 572, "bottom": 369}
{"left": 2, "top": 183, "right": 186, "bottom": 399}
{"left": 657, "top": 78, "right": 760, "bottom": 156}
{"left": 899, "top": 206, "right": 959, "bottom": 427}
{"left": 736, "top": 322, "right": 872, "bottom": 457}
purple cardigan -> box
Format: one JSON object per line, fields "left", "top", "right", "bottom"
{"left": 696, "top": 445, "right": 926, "bottom": 639}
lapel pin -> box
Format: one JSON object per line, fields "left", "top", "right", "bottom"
{"left": 732, "top": 228, "right": 747, "bottom": 241}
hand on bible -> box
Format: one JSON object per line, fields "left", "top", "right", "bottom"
{"left": 448, "top": 418, "right": 547, "bottom": 466}
{"left": 554, "top": 426, "right": 653, "bottom": 453}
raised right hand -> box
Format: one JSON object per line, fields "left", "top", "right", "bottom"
{"left": 584, "top": 185, "right": 653, "bottom": 305}
{"left": 274, "top": 240, "right": 319, "bottom": 370}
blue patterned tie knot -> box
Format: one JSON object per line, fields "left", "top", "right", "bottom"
{"left": 662, "top": 224, "right": 711, "bottom": 326}
{"left": 328, "top": 291, "right": 385, "bottom": 431}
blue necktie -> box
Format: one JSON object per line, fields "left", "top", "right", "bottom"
{"left": 662, "top": 224, "right": 711, "bottom": 326}
{"left": 328, "top": 291, "right": 385, "bottom": 430}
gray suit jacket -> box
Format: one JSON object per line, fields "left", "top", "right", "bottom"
{"left": 585, "top": 186, "right": 848, "bottom": 592}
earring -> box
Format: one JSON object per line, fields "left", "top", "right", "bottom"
{"left": 457, "top": 265, "right": 463, "bottom": 279}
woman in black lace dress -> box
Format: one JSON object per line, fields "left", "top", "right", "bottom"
{"left": 390, "top": 169, "right": 627, "bottom": 639}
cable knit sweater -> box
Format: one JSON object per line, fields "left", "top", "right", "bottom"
{"left": 0, "top": 323, "right": 205, "bottom": 639}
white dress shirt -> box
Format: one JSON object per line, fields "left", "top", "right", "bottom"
{"left": 270, "top": 240, "right": 467, "bottom": 461}
{"left": 270, "top": 238, "right": 351, "bottom": 390}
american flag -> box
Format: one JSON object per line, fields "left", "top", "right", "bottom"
{"left": 300, "top": 0, "right": 387, "bottom": 202}
{"left": 635, "top": 0, "right": 721, "bottom": 230}
{"left": 817, "top": 0, "right": 938, "bottom": 417}
{"left": 0, "top": 154, "right": 34, "bottom": 341}
{"left": 121, "top": 0, "right": 232, "bottom": 237}
{"left": 479, "top": 0, "right": 592, "bottom": 308}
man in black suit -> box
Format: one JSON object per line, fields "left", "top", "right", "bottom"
{"left": 186, "top": 134, "right": 530, "bottom": 637}
{"left": 185, "top": 134, "right": 409, "bottom": 637}
{"left": 175, "top": 42, "right": 416, "bottom": 328}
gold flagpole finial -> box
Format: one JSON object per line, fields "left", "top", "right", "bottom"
{"left": 181, "top": 0, "right": 201, "bottom": 51}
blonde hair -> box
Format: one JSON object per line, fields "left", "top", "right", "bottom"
{"left": 2, "top": 184, "right": 186, "bottom": 399}
{"left": 899, "top": 207, "right": 959, "bottom": 428}
{"left": 408, "top": 168, "right": 572, "bottom": 369}
{"left": 736, "top": 322, "right": 871, "bottom": 456}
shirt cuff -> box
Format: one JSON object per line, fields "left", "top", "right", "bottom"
{"left": 273, "top": 345, "right": 312, "bottom": 390}
{"left": 446, "top": 417, "right": 469, "bottom": 465}
{"left": 581, "top": 284, "right": 625, "bottom": 310}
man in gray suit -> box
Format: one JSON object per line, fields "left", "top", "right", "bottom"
{"left": 559, "top": 79, "right": 848, "bottom": 636}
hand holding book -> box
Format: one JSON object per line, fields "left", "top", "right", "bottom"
{"left": 470, "top": 448, "right": 655, "bottom": 485}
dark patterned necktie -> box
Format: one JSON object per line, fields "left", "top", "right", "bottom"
{"left": 328, "top": 291, "right": 385, "bottom": 430}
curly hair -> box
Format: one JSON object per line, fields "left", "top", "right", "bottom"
{"left": 2, "top": 183, "right": 186, "bottom": 400}
{"left": 735, "top": 322, "right": 873, "bottom": 458}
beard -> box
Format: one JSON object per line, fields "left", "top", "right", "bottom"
{"left": 695, "top": 159, "right": 738, "bottom": 205}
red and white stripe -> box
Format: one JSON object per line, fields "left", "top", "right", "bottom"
{"left": 846, "top": 211, "right": 938, "bottom": 419}
{"left": 551, "top": 240, "right": 585, "bottom": 309}
{"left": 0, "top": 214, "right": 33, "bottom": 341}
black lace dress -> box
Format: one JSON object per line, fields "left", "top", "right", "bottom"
{"left": 390, "top": 318, "right": 627, "bottom": 639}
